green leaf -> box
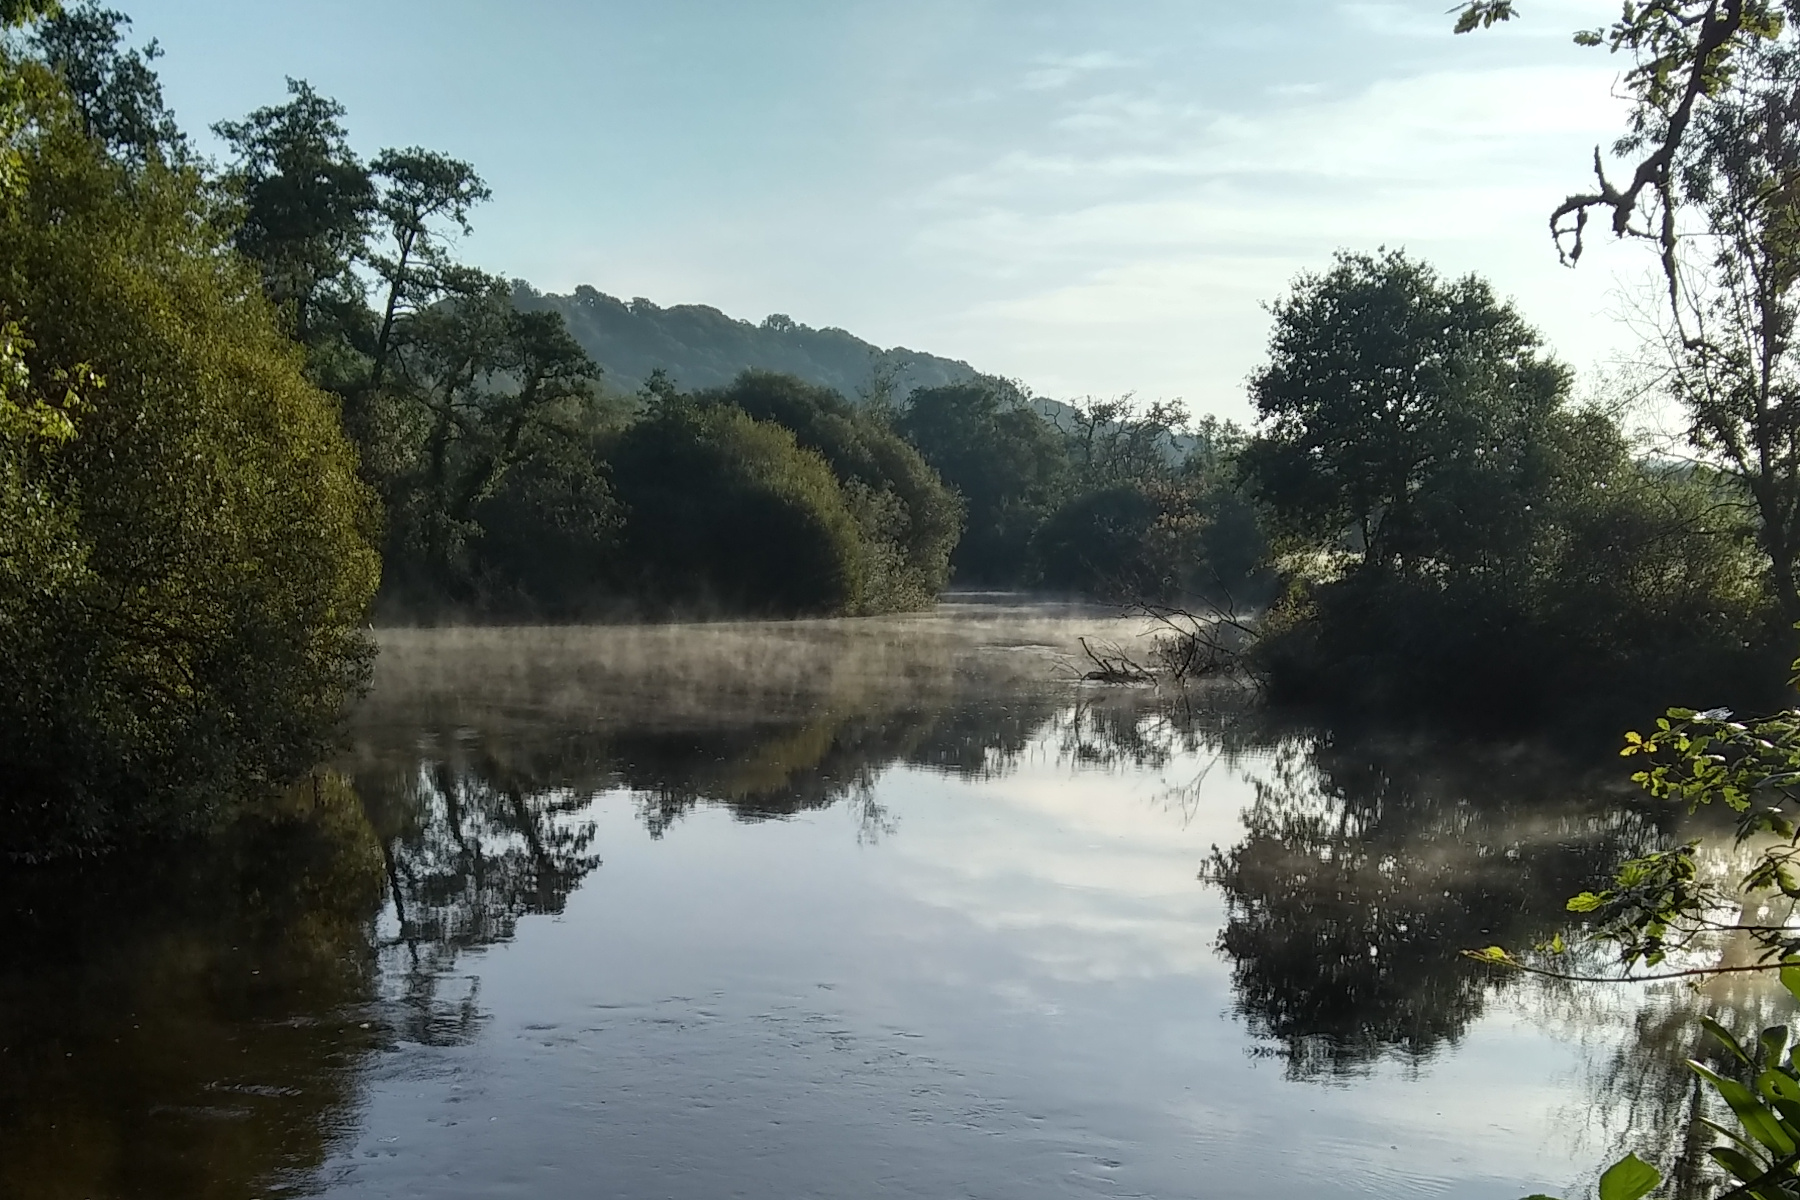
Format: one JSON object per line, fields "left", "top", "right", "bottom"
{"left": 1692, "top": 1061, "right": 1798, "bottom": 1155}
{"left": 1596, "top": 1153, "right": 1660, "bottom": 1200}
{"left": 1566, "top": 892, "right": 1607, "bottom": 913}
{"left": 1781, "top": 963, "right": 1800, "bottom": 1005}
{"left": 1705, "top": 1017, "right": 1753, "bottom": 1066}
{"left": 1758, "top": 1067, "right": 1800, "bottom": 1104}
{"left": 1763, "top": 1027, "right": 1793, "bottom": 1070}
{"left": 1701, "top": 1115, "right": 1761, "bottom": 1158}
{"left": 1770, "top": 1095, "right": 1800, "bottom": 1130}
{"left": 1709, "top": 1145, "right": 1762, "bottom": 1184}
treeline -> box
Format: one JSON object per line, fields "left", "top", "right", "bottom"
{"left": 2, "top": 0, "right": 1783, "bottom": 855}
{"left": 0, "top": 2, "right": 1271, "bottom": 856}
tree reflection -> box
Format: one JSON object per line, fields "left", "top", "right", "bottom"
{"left": 1206, "top": 732, "right": 1671, "bottom": 1078}
{"left": 1041, "top": 693, "right": 1684, "bottom": 1081}
{"left": 0, "top": 774, "right": 387, "bottom": 1200}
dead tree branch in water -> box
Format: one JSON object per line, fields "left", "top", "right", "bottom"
{"left": 1076, "top": 636, "right": 1157, "bottom": 684}
{"left": 1063, "top": 595, "right": 1262, "bottom": 688}
{"left": 1131, "top": 597, "right": 1260, "bottom": 686}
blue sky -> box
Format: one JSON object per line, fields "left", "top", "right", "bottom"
{"left": 124, "top": 0, "right": 1642, "bottom": 420}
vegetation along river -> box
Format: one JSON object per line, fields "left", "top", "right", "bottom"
{"left": 0, "top": 600, "right": 1768, "bottom": 1199}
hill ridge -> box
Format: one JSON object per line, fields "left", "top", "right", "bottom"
{"left": 513, "top": 281, "right": 981, "bottom": 401}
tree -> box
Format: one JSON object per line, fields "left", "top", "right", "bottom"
{"left": 0, "top": 74, "right": 379, "bottom": 856}
{"left": 897, "top": 378, "right": 1069, "bottom": 585}
{"left": 1454, "top": 0, "right": 1784, "bottom": 271}
{"left": 1034, "top": 485, "right": 1186, "bottom": 600}
{"left": 1649, "top": 32, "right": 1800, "bottom": 627}
{"left": 29, "top": 1, "right": 182, "bottom": 164}
{"left": 705, "top": 370, "right": 962, "bottom": 611}
{"left": 1056, "top": 396, "right": 1188, "bottom": 491}
{"left": 383, "top": 280, "right": 604, "bottom": 594}
{"left": 604, "top": 395, "right": 866, "bottom": 616}
{"left": 366, "top": 147, "right": 490, "bottom": 388}
{"left": 1240, "top": 249, "right": 1572, "bottom": 574}
{"left": 214, "top": 79, "right": 374, "bottom": 347}
{"left": 1240, "top": 250, "right": 1770, "bottom": 718}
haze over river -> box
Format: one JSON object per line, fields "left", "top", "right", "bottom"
{"left": 0, "top": 599, "right": 1774, "bottom": 1199}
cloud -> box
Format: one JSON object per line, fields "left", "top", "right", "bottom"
{"left": 889, "top": 61, "right": 1640, "bottom": 411}
{"left": 1020, "top": 49, "right": 1136, "bottom": 91}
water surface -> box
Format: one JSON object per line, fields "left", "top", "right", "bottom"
{"left": 0, "top": 600, "right": 1768, "bottom": 1199}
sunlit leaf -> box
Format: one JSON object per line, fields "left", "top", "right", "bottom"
{"left": 1596, "top": 1153, "right": 1660, "bottom": 1200}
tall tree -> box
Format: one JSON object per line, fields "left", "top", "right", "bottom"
{"left": 29, "top": 1, "right": 182, "bottom": 163}
{"left": 1239, "top": 249, "right": 1572, "bottom": 576}
{"left": 1455, "top": 0, "right": 1784, "bottom": 271}
{"left": 366, "top": 147, "right": 490, "bottom": 387}
{"left": 1651, "top": 34, "right": 1800, "bottom": 625}
{"left": 0, "top": 71, "right": 379, "bottom": 855}
{"left": 214, "top": 80, "right": 373, "bottom": 346}
{"left": 385, "top": 280, "right": 603, "bottom": 588}
{"left": 897, "top": 379, "right": 1069, "bottom": 584}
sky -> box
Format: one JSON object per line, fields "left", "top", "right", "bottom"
{"left": 121, "top": 0, "right": 1649, "bottom": 421}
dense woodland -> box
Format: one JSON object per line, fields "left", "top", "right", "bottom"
{"left": 0, "top": 0, "right": 1795, "bottom": 867}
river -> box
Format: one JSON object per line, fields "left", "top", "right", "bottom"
{"left": 0, "top": 598, "right": 1776, "bottom": 1199}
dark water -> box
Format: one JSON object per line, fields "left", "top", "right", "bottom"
{"left": 0, "top": 602, "right": 1777, "bottom": 1199}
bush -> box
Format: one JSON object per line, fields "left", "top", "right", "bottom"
{"left": 604, "top": 399, "right": 865, "bottom": 616}
{"left": 705, "top": 371, "right": 961, "bottom": 611}
{"left": 1035, "top": 485, "right": 1192, "bottom": 600}
{"left": 467, "top": 425, "right": 622, "bottom": 616}
{"left": 0, "top": 87, "right": 380, "bottom": 856}
{"left": 1251, "top": 459, "right": 1776, "bottom": 724}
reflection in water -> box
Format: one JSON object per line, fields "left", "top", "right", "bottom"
{"left": 0, "top": 776, "right": 386, "bottom": 1200}
{"left": 0, "top": 608, "right": 1770, "bottom": 1198}
{"left": 1203, "top": 730, "right": 1669, "bottom": 1079}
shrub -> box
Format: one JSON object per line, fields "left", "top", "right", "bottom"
{"left": 0, "top": 86, "right": 380, "bottom": 856}
{"left": 705, "top": 371, "right": 961, "bottom": 611}
{"left": 604, "top": 399, "right": 865, "bottom": 616}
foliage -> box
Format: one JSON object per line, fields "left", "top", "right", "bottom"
{"left": 365, "top": 147, "right": 490, "bottom": 386}
{"left": 29, "top": 0, "right": 182, "bottom": 164}
{"left": 466, "top": 420, "right": 621, "bottom": 616}
{"left": 898, "top": 377, "right": 1070, "bottom": 585}
{"left": 0, "top": 73, "right": 379, "bottom": 856}
{"left": 210, "top": 79, "right": 628, "bottom": 617}
{"left": 1464, "top": 2, "right": 1800, "bottom": 637}
{"left": 1241, "top": 249, "right": 1573, "bottom": 572}
{"left": 1035, "top": 485, "right": 1183, "bottom": 599}
{"left": 1521, "top": 976, "right": 1800, "bottom": 1200}
{"left": 1240, "top": 249, "right": 1774, "bottom": 720}
{"left": 603, "top": 394, "right": 867, "bottom": 616}
{"left": 378, "top": 282, "right": 606, "bottom": 601}
{"left": 705, "top": 370, "right": 962, "bottom": 611}
{"left": 1454, "top": 0, "right": 1785, "bottom": 269}
{"left": 214, "top": 79, "right": 374, "bottom": 350}
{"left": 1654, "top": 29, "right": 1800, "bottom": 628}
{"left": 1037, "top": 406, "right": 1270, "bottom": 603}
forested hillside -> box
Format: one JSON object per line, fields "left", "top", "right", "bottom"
{"left": 514, "top": 283, "right": 977, "bottom": 400}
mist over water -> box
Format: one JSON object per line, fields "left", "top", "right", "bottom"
{"left": 0, "top": 600, "right": 1780, "bottom": 1199}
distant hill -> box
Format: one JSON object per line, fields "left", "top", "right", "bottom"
{"left": 513, "top": 282, "right": 980, "bottom": 401}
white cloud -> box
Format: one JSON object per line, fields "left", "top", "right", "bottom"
{"left": 891, "top": 61, "right": 1644, "bottom": 413}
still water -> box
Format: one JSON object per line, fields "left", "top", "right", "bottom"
{"left": 0, "top": 600, "right": 1775, "bottom": 1198}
